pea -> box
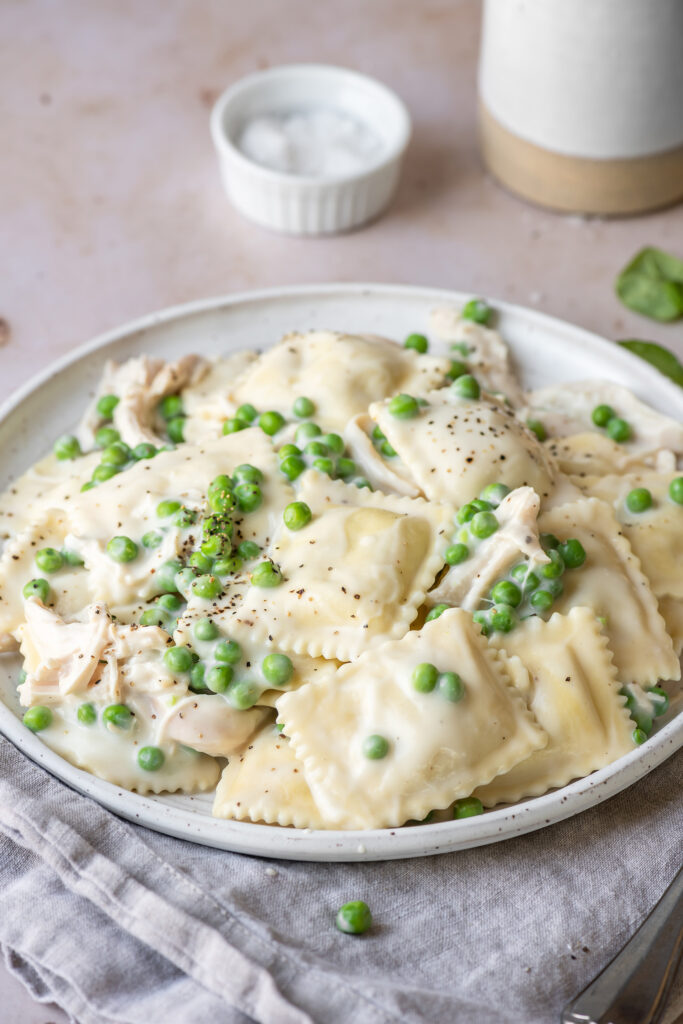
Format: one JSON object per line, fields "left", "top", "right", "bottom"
{"left": 260, "top": 653, "right": 293, "bottom": 688}
{"left": 457, "top": 502, "right": 478, "bottom": 524}
{"left": 157, "top": 592, "right": 183, "bottom": 611}
{"left": 102, "top": 704, "right": 133, "bottom": 729}
{"left": 234, "top": 464, "right": 263, "bottom": 485}
{"left": 355, "top": 478, "right": 373, "bottom": 490}
{"left": 155, "top": 559, "right": 183, "bottom": 593}
{"left": 479, "top": 483, "right": 510, "bottom": 507}
{"left": 371, "top": 425, "right": 386, "bottom": 442}
{"left": 91, "top": 464, "right": 120, "bottom": 483}
{"left": 293, "top": 396, "right": 315, "bottom": 418}
{"left": 140, "top": 608, "right": 168, "bottom": 627}
{"left": 540, "top": 549, "right": 564, "bottom": 578}
{"left": 61, "top": 548, "right": 84, "bottom": 567}
{"left": 379, "top": 441, "right": 397, "bottom": 458}
{"left": 404, "top": 333, "right": 428, "bottom": 354}
{"left": 201, "top": 535, "right": 229, "bottom": 559}
{"left": 191, "top": 575, "right": 222, "bottom": 600}
{"left": 669, "top": 477, "right": 683, "bottom": 505}
{"left": 471, "top": 499, "right": 493, "bottom": 512}
{"left": 296, "top": 422, "right": 322, "bottom": 443}
{"left": 305, "top": 440, "right": 329, "bottom": 458}
{"left": 388, "top": 393, "right": 420, "bottom": 419}
{"left": 159, "top": 394, "right": 183, "bottom": 421}
{"left": 527, "top": 419, "right": 547, "bottom": 442}
{"left": 208, "top": 488, "right": 234, "bottom": 515}
{"left": 167, "top": 416, "right": 185, "bottom": 444}
{"left": 96, "top": 394, "right": 119, "bottom": 419}
{"left": 280, "top": 455, "right": 306, "bottom": 480}
{"left": 362, "top": 734, "right": 389, "bottom": 759}
{"left": 193, "top": 617, "right": 217, "bottom": 642}
{"left": 437, "top": 671, "right": 465, "bottom": 703}
{"left": 207, "top": 665, "right": 233, "bottom": 693}
{"left": 223, "top": 417, "right": 245, "bottom": 435}
{"left": 336, "top": 900, "right": 372, "bottom": 935}
{"left": 226, "top": 678, "right": 261, "bottom": 710}
{"left": 77, "top": 702, "right": 97, "bottom": 725}
{"left": 176, "top": 507, "right": 198, "bottom": 529}
{"left": 35, "top": 547, "right": 63, "bottom": 573}
{"left": 447, "top": 359, "right": 468, "bottom": 380}
{"left": 445, "top": 543, "right": 469, "bottom": 565}
{"left": 490, "top": 580, "right": 521, "bottom": 607}
{"left": 203, "top": 513, "right": 233, "bottom": 542}
{"left": 132, "top": 442, "right": 156, "bottom": 460}
{"left": 214, "top": 555, "right": 242, "bottom": 575}
{"left": 425, "top": 603, "right": 450, "bottom": 622}
{"left": 251, "top": 561, "right": 283, "bottom": 588}
{"left": 54, "top": 434, "right": 82, "bottom": 460}
{"left": 453, "top": 796, "right": 484, "bottom": 819}
{"left": 472, "top": 610, "right": 490, "bottom": 636}
{"left": 313, "top": 456, "right": 335, "bottom": 476}
{"left": 215, "top": 639, "right": 242, "bottom": 664}
{"left": 541, "top": 533, "right": 560, "bottom": 551}
{"left": 470, "top": 511, "right": 498, "bottom": 539}
{"left": 462, "top": 298, "right": 492, "bottom": 325}
{"left": 156, "top": 499, "right": 180, "bottom": 518}
{"left": 558, "top": 538, "right": 586, "bottom": 569}
{"left": 189, "top": 662, "right": 209, "bottom": 693}
{"left": 530, "top": 589, "right": 554, "bottom": 612}
{"left": 164, "top": 646, "right": 193, "bottom": 673}
{"left": 544, "top": 578, "right": 564, "bottom": 599}
{"left": 23, "top": 705, "right": 53, "bottom": 732}
{"left": 283, "top": 501, "right": 312, "bottom": 531}
{"left": 606, "top": 416, "right": 631, "bottom": 443}
{"left": 489, "top": 605, "right": 515, "bottom": 633}
{"left": 138, "top": 746, "right": 165, "bottom": 771}
{"left": 412, "top": 662, "right": 438, "bottom": 693}
{"left": 625, "top": 488, "right": 652, "bottom": 514}
{"left": 451, "top": 375, "right": 481, "bottom": 400}
{"left": 237, "top": 540, "right": 260, "bottom": 560}
{"left": 258, "top": 411, "right": 285, "bottom": 436}
{"left": 23, "top": 578, "right": 50, "bottom": 602}
{"left": 235, "top": 482, "right": 262, "bottom": 513}
{"left": 235, "top": 403, "right": 258, "bottom": 425}
{"left": 320, "top": 433, "right": 344, "bottom": 454}
{"left": 591, "top": 404, "right": 614, "bottom": 427}
{"left": 189, "top": 551, "right": 214, "bottom": 573}
{"left": 510, "top": 563, "right": 531, "bottom": 584}
{"left": 278, "top": 444, "right": 301, "bottom": 460}
{"left": 107, "top": 536, "right": 138, "bottom": 563}
{"left": 94, "top": 426, "right": 120, "bottom": 448}
{"left": 648, "top": 686, "right": 669, "bottom": 716}
{"left": 101, "top": 442, "right": 130, "bottom": 467}
{"left": 335, "top": 457, "right": 357, "bottom": 479}
{"left": 170, "top": 567, "right": 194, "bottom": 596}
{"left": 632, "top": 727, "right": 648, "bottom": 745}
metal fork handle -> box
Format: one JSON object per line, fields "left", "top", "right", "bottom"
{"left": 561, "top": 864, "right": 683, "bottom": 1024}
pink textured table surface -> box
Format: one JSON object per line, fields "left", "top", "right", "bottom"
{"left": 1, "top": 1, "right": 682, "bottom": 1021}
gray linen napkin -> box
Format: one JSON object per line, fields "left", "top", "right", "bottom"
{"left": 0, "top": 733, "right": 681, "bottom": 1024}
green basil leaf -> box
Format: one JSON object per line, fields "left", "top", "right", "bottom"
{"left": 618, "top": 339, "right": 683, "bottom": 388}
{"left": 615, "top": 247, "right": 683, "bottom": 322}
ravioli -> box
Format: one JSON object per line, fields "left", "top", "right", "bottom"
{"left": 181, "top": 351, "right": 259, "bottom": 443}
{"left": 428, "top": 308, "right": 524, "bottom": 405}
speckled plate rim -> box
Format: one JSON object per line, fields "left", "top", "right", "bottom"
{"left": 0, "top": 282, "right": 681, "bottom": 863}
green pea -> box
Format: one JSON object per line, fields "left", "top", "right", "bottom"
{"left": 170, "top": 566, "right": 195, "bottom": 596}
{"left": 176, "top": 507, "right": 199, "bottom": 529}
{"left": 404, "top": 333, "right": 428, "bottom": 354}
{"left": 159, "top": 394, "right": 183, "bottom": 420}
{"left": 278, "top": 444, "right": 301, "bottom": 460}
{"left": 23, "top": 578, "right": 50, "bottom": 602}
{"left": 167, "top": 416, "right": 185, "bottom": 444}
{"left": 470, "top": 511, "right": 498, "bottom": 539}
{"left": 132, "top": 442, "right": 157, "bottom": 460}
{"left": 101, "top": 442, "right": 130, "bottom": 467}
{"left": 189, "top": 662, "right": 209, "bottom": 693}
{"left": 471, "top": 498, "right": 493, "bottom": 512}
{"left": 447, "top": 359, "right": 468, "bottom": 380}
{"left": 412, "top": 662, "right": 439, "bottom": 693}
{"left": 156, "top": 499, "right": 180, "bottom": 518}
{"left": 320, "top": 433, "right": 344, "bottom": 454}
{"left": 632, "top": 727, "right": 648, "bottom": 745}
{"left": 445, "top": 543, "right": 469, "bottom": 565}
{"left": 462, "top": 298, "right": 492, "bottom": 325}
{"left": 226, "top": 678, "right": 261, "bottom": 710}
{"left": 336, "top": 900, "right": 372, "bottom": 935}
{"left": 54, "top": 434, "right": 82, "bottom": 460}
{"left": 223, "top": 417, "right": 246, "bottom": 435}
{"left": 280, "top": 455, "right": 306, "bottom": 480}
{"left": 625, "top": 488, "right": 652, "bottom": 514}
{"left": 203, "top": 513, "right": 233, "bottom": 542}
{"left": 91, "top": 464, "right": 120, "bottom": 483}
{"left": 425, "top": 603, "right": 450, "bottom": 622}
{"left": 530, "top": 589, "right": 554, "bottom": 612}
{"left": 193, "top": 617, "right": 218, "bottom": 641}
{"left": 540, "top": 549, "right": 564, "bottom": 578}
{"left": 155, "top": 559, "right": 183, "bottom": 593}
{"left": 669, "top": 477, "right": 683, "bottom": 505}
{"left": 387, "top": 393, "right": 420, "bottom": 419}
{"left": 215, "top": 639, "right": 242, "bottom": 664}
{"left": 558, "top": 538, "right": 586, "bottom": 569}
{"left": 437, "top": 671, "right": 464, "bottom": 703}
{"left": 96, "top": 394, "right": 119, "bottom": 419}
{"left": 379, "top": 441, "right": 397, "bottom": 458}
{"left": 544, "top": 578, "right": 564, "bottom": 599}
{"left": 283, "top": 501, "right": 312, "bottom": 531}
{"left": 235, "top": 482, "right": 262, "bottom": 513}
{"left": 293, "top": 396, "right": 315, "bottom": 418}
{"left": 77, "top": 702, "right": 97, "bottom": 725}
{"left": 527, "top": 419, "right": 547, "bottom": 442}
{"left": 456, "top": 502, "right": 478, "bottom": 524}
{"left": 296, "top": 422, "right": 322, "bottom": 444}
{"left": 207, "top": 665, "right": 233, "bottom": 693}
{"left": 591, "top": 404, "right": 614, "bottom": 428}
{"left": 209, "top": 491, "right": 235, "bottom": 517}
{"left": 355, "top": 478, "right": 373, "bottom": 490}
{"left": 237, "top": 540, "right": 260, "bottom": 560}
{"left": 235, "top": 403, "right": 258, "bottom": 425}
{"left": 61, "top": 548, "right": 84, "bottom": 566}
{"left": 258, "top": 411, "right": 285, "bottom": 436}
{"left": 35, "top": 547, "right": 63, "bottom": 573}
{"left": 189, "top": 551, "right": 214, "bottom": 573}
{"left": 472, "top": 610, "right": 490, "bottom": 636}
{"left": 234, "top": 463, "right": 263, "bottom": 484}
{"left": 164, "top": 646, "right": 193, "bottom": 673}
{"left": 510, "top": 563, "right": 531, "bottom": 584}
{"left": 362, "top": 734, "right": 389, "bottom": 759}
{"left": 453, "top": 796, "right": 484, "bottom": 819}
{"left": 138, "top": 746, "right": 165, "bottom": 771}
{"left": 541, "top": 533, "right": 560, "bottom": 551}
{"left": 94, "top": 426, "right": 120, "bottom": 448}
{"left": 313, "top": 456, "right": 335, "bottom": 476}
{"left": 648, "top": 686, "right": 669, "bottom": 716}
{"left": 490, "top": 580, "right": 521, "bottom": 607}
{"left": 191, "top": 574, "right": 222, "bottom": 600}
{"left": 479, "top": 483, "right": 510, "bottom": 507}
{"left": 140, "top": 607, "right": 169, "bottom": 627}
{"left": 489, "top": 605, "right": 516, "bottom": 633}
{"left": 262, "top": 653, "right": 294, "bottom": 687}
{"left": 201, "top": 535, "right": 229, "bottom": 558}
{"left": 251, "top": 561, "right": 282, "bottom": 588}
{"left": 106, "top": 536, "right": 138, "bottom": 562}
{"left": 335, "top": 457, "right": 357, "bottom": 479}
{"left": 606, "top": 416, "right": 631, "bottom": 443}
{"left": 371, "top": 425, "right": 386, "bottom": 442}
{"left": 213, "top": 555, "right": 242, "bottom": 575}
{"left": 23, "top": 705, "right": 53, "bottom": 732}
{"left": 157, "top": 592, "right": 183, "bottom": 611}
{"left": 451, "top": 375, "right": 480, "bottom": 400}
{"left": 305, "top": 440, "right": 329, "bottom": 457}
{"left": 102, "top": 703, "right": 133, "bottom": 729}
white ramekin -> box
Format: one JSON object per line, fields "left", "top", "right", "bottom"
{"left": 210, "top": 64, "right": 411, "bottom": 236}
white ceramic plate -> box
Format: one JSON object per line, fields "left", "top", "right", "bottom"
{"left": 0, "top": 284, "right": 681, "bottom": 862}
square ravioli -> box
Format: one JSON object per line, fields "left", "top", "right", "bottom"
{"left": 276, "top": 608, "right": 547, "bottom": 829}
{"left": 221, "top": 472, "right": 454, "bottom": 660}
{"left": 475, "top": 608, "right": 636, "bottom": 806}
